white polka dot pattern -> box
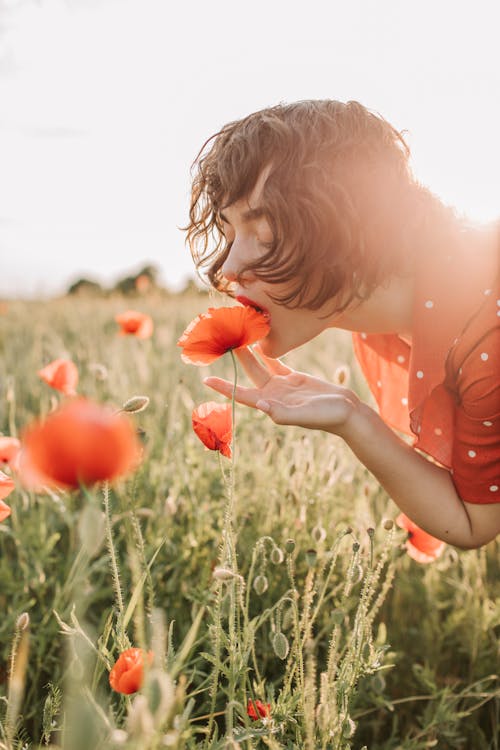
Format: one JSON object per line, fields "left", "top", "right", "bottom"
{"left": 490, "top": 485, "right": 499, "bottom": 493}
{"left": 416, "top": 370, "right": 424, "bottom": 379}
{"left": 480, "top": 352, "right": 489, "bottom": 361}
{"left": 424, "top": 300, "right": 434, "bottom": 309}
{"left": 468, "top": 450, "right": 476, "bottom": 458}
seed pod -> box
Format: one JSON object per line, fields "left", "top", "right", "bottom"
{"left": 305, "top": 548, "right": 317, "bottom": 567}
{"left": 253, "top": 575, "right": 268, "bottom": 595}
{"left": 272, "top": 632, "right": 290, "bottom": 660}
{"left": 367, "top": 527, "right": 375, "bottom": 538}
{"left": 352, "top": 542, "right": 360, "bottom": 553}
{"left": 122, "top": 396, "right": 150, "bottom": 414}
{"left": 383, "top": 519, "right": 394, "bottom": 531}
{"left": 284, "top": 538, "right": 296, "bottom": 554}
{"left": 270, "top": 546, "right": 284, "bottom": 565}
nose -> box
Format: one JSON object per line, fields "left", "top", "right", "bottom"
{"left": 220, "top": 238, "right": 247, "bottom": 283}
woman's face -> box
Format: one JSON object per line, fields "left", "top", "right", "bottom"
{"left": 219, "top": 173, "right": 338, "bottom": 358}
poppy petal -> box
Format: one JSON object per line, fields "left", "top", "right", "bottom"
{"left": 38, "top": 359, "right": 79, "bottom": 396}
{"left": 178, "top": 306, "right": 270, "bottom": 365}
{"left": 192, "top": 402, "right": 232, "bottom": 458}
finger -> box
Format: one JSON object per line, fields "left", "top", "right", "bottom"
{"left": 234, "top": 347, "right": 272, "bottom": 387}
{"left": 253, "top": 343, "right": 293, "bottom": 376}
{"left": 203, "top": 376, "right": 261, "bottom": 408}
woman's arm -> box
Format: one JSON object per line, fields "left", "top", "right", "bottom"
{"left": 204, "top": 346, "right": 500, "bottom": 549}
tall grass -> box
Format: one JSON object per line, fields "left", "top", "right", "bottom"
{"left": 0, "top": 293, "right": 498, "bottom": 749}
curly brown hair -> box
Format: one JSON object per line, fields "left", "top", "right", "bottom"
{"left": 186, "top": 99, "right": 450, "bottom": 312}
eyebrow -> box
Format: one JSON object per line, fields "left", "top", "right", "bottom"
{"left": 219, "top": 206, "right": 266, "bottom": 224}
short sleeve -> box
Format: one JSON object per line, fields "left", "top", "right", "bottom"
{"left": 449, "top": 324, "right": 500, "bottom": 504}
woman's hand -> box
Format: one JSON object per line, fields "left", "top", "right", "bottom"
{"left": 203, "top": 344, "right": 360, "bottom": 435}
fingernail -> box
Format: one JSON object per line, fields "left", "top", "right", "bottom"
{"left": 256, "top": 400, "right": 270, "bottom": 413}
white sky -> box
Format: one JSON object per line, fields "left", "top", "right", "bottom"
{"left": 0, "top": 0, "right": 499, "bottom": 298}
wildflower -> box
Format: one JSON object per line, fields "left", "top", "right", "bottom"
{"left": 109, "top": 648, "right": 153, "bottom": 695}
{"left": 177, "top": 306, "right": 270, "bottom": 365}
{"left": 38, "top": 358, "right": 79, "bottom": 396}
{"left": 396, "top": 513, "right": 445, "bottom": 563}
{"left": 21, "top": 398, "right": 141, "bottom": 490}
{"left": 247, "top": 699, "right": 271, "bottom": 721}
{"left": 115, "top": 310, "right": 153, "bottom": 339}
{"left": 192, "top": 402, "right": 232, "bottom": 458}
{"left": 0, "top": 470, "right": 15, "bottom": 501}
{"left": 0, "top": 436, "right": 21, "bottom": 467}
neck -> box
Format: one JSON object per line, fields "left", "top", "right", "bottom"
{"left": 330, "top": 273, "right": 415, "bottom": 338}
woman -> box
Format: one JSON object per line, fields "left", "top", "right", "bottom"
{"left": 185, "top": 99, "right": 499, "bottom": 549}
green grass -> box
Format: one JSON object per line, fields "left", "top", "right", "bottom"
{"left": 0, "top": 293, "right": 498, "bottom": 749}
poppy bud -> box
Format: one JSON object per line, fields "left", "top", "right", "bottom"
{"left": 213, "top": 567, "right": 238, "bottom": 582}
{"left": 383, "top": 519, "right": 394, "bottom": 531}
{"left": 367, "top": 527, "right": 375, "bottom": 538}
{"left": 272, "top": 632, "right": 289, "bottom": 660}
{"left": 312, "top": 525, "right": 326, "bottom": 543}
{"left": 122, "top": 396, "right": 150, "bottom": 414}
{"left": 253, "top": 575, "right": 268, "bottom": 595}
{"left": 16, "top": 612, "right": 30, "bottom": 631}
{"left": 270, "top": 547, "right": 284, "bottom": 565}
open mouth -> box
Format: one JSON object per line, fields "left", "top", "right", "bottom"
{"left": 236, "top": 296, "right": 270, "bottom": 319}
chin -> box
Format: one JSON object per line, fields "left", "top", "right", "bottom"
{"left": 258, "top": 335, "right": 292, "bottom": 359}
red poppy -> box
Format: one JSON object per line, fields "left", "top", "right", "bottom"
{"left": 115, "top": 310, "right": 153, "bottom": 339}
{"left": 247, "top": 699, "right": 271, "bottom": 721}
{"left": 38, "top": 359, "right": 79, "bottom": 396}
{"left": 177, "top": 306, "right": 270, "bottom": 365}
{"left": 20, "top": 398, "right": 141, "bottom": 490}
{"left": 192, "top": 402, "right": 232, "bottom": 458}
{"left": 396, "top": 513, "right": 445, "bottom": 563}
{"left": 0, "top": 499, "right": 11, "bottom": 522}
{"left": 0, "top": 470, "right": 15, "bottom": 501}
{"left": 109, "top": 648, "right": 153, "bottom": 694}
{"left": 0, "top": 437, "right": 21, "bottom": 467}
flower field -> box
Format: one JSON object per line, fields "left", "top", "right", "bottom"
{"left": 0, "top": 292, "right": 498, "bottom": 749}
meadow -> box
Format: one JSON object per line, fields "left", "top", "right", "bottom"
{"left": 0, "top": 291, "right": 498, "bottom": 749}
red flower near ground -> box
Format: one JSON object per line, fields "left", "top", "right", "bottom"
{"left": 109, "top": 648, "right": 153, "bottom": 694}
{"left": 192, "top": 402, "right": 232, "bottom": 458}
{"left": 0, "top": 437, "right": 21, "bottom": 467}
{"left": 0, "top": 499, "right": 11, "bottom": 522}
{"left": 396, "top": 513, "right": 445, "bottom": 563}
{"left": 38, "top": 359, "right": 79, "bottom": 396}
{"left": 21, "top": 398, "right": 141, "bottom": 490}
{"left": 115, "top": 310, "right": 153, "bottom": 339}
{"left": 0, "top": 470, "right": 15, "bottom": 501}
{"left": 247, "top": 699, "right": 271, "bottom": 721}
{"left": 177, "top": 306, "right": 270, "bottom": 365}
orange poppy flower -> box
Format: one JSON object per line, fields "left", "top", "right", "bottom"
{"left": 192, "top": 402, "right": 232, "bottom": 458}
{"left": 0, "top": 499, "right": 11, "bottom": 522}
{"left": 21, "top": 398, "right": 141, "bottom": 490}
{"left": 0, "top": 470, "right": 15, "bottom": 501}
{"left": 396, "top": 513, "right": 445, "bottom": 563}
{"left": 115, "top": 310, "right": 153, "bottom": 339}
{"left": 247, "top": 699, "right": 271, "bottom": 721}
{"left": 177, "top": 306, "right": 270, "bottom": 365}
{"left": 0, "top": 437, "right": 21, "bottom": 467}
{"left": 109, "top": 647, "right": 153, "bottom": 694}
{"left": 38, "top": 359, "right": 79, "bottom": 396}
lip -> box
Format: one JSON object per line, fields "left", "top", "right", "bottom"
{"left": 236, "top": 295, "right": 270, "bottom": 319}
